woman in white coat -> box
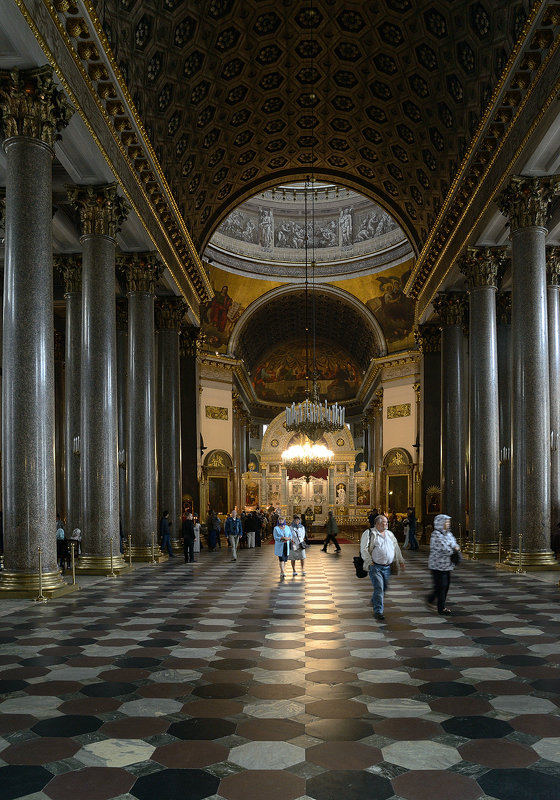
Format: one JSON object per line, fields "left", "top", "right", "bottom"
{"left": 288, "top": 514, "right": 307, "bottom": 576}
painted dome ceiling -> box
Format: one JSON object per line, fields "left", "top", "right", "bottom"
{"left": 93, "top": 0, "right": 526, "bottom": 253}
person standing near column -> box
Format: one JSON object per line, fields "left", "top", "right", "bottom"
{"left": 182, "top": 512, "right": 196, "bottom": 563}
{"left": 426, "top": 514, "right": 460, "bottom": 615}
{"left": 159, "top": 511, "right": 174, "bottom": 558}
{"left": 225, "top": 508, "right": 242, "bottom": 561}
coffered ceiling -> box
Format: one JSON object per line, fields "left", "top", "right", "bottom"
{"left": 93, "top": 0, "right": 527, "bottom": 252}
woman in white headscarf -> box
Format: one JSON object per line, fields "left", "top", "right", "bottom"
{"left": 426, "top": 514, "right": 460, "bottom": 615}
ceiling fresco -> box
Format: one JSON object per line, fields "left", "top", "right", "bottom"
{"left": 93, "top": 0, "right": 526, "bottom": 252}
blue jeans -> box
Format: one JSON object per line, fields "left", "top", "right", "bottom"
{"left": 369, "top": 563, "right": 391, "bottom": 614}
{"left": 161, "top": 534, "right": 173, "bottom": 556}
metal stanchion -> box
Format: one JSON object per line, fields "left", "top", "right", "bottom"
{"left": 108, "top": 537, "right": 117, "bottom": 578}
{"left": 33, "top": 547, "right": 47, "bottom": 603}
{"left": 515, "top": 530, "right": 525, "bottom": 573}
{"left": 498, "top": 530, "right": 502, "bottom": 564}
{"left": 128, "top": 534, "right": 132, "bottom": 567}
{"left": 150, "top": 532, "right": 157, "bottom": 565}
{"left": 71, "top": 542, "right": 76, "bottom": 585}
{"left": 471, "top": 529, "right": 477, "bottom": 560}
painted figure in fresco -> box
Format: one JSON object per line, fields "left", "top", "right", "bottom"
{"left": 367, "top": 272, "right": 415, "bottom": 343}
{"left": 207, "top": 285, "right": 232, "bottom": 332}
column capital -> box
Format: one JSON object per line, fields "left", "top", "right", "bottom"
{"left": 155, "top": 297, "right": 187, "bottom": 330}
{"left": 496, "top": 291, "right": 512, "bottom": 324}
{"left": 54, "top": 253, "right": 82, "bottom": 293}
{"left": 414, "top": 324, "right": 441, "bottom": 353}
{"left": 68, "top": 183, "right": 129, "bottom": 239}
{"left": 546, "top": 245, "right": 560, "bottom": 286}
{"left": 433, "top": 293, "right": 468, "bottom": 327}
{"left": 0, "top": 66, "right": 73, "bottom": 149}
{"left": 116, "top": 298, "right": 128, "bottom": 331}
{"left": 498, "top": 175, "right": 560, "bottom": 232}
{"left": 372, "top": 388, "right": 383, "bottom": 413}
{"left": 459, "top": 246, "right": 508, "bottom": 290}
{"left": 412, "top": 382, "right": 421, "bottom": 402}
{"left": 118, "top": 251, "right": 163, "bottom": 294}
{"left": 180, "top": 326, "right": 203, "bottom": 357}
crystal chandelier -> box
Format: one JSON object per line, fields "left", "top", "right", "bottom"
{"left": 281, "top": 438, "right": 333, "bottom": 482}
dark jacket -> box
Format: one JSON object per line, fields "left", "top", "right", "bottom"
{"left": 225, "top": 516, "right": 242, "bottom": 536}
{"left": 182, "top": 518, "right": 195, "bottom": 542}
{"left": 160, "top": 516, "right": 171, "bottom": 538}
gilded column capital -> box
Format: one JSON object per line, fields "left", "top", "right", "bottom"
{"left": 372, "top": 388, "right": 383, "bottom": 413}
{"left": 414, "top": 324, "right": 441, "bottom": 353}
{"left": 496, "top": 292, "right": 512, "bottom": 324}
{"left": 432, "top": 293, "right": 468, "bottom": 327}
{"left": 0, "top": 66, "right": 73, "bottom": 149}
{"left": 412, "top": 382, "right": 421, "bottom": 402}
{"left": 54, "top": 253, "right": 82, "bottom": 293}
{"left": 68, "top": 183, "right": 129, "bottom": 239}
{"left": 117, "top": 251, "right": 163, "bottom": 294}
{"left": 54, "top": 330, "right": 65, "bottom": 363}
{"left": 155, "top": 297, "right": 187, "bottom": 330}
{"left": 498, "top": 175, "right": 560, "bottom": 232}
{"left": 116, "top": 298, "right": 128, "bottom": 331}
{"left": 546, "top": 245, "right": 560, "bottom": 286}
{"left": 180, "top": 325, "right": 202, "bottom": 357}
{"left": 458, "top": 246, "right": 507, "bottom": 290}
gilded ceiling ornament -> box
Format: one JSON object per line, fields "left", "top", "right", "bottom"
{"left": 496, "top": 292, "right": 512, "bottom": 325}
{"left": 497, "top": 175, "right": 560, "bottom": 232}
{"left": 414, "top": 324, "right": 441, "bottom": 353}
{"left": 117, "top": 251, "right": 162, "bottom": 294}
{"left": 458, "top": 246, "right": 508, "bottom": 290}
{"left": 155, "top": 297, "right": 187, "bottom": 330}
{"left": 54, "top": 254, "right": 82, "bottom": 294}
{"left": 68, "top": 183, "right": 129, "bottom": 239}
{"left": 546, "top": 245, "right": 560, "bottom": 286}
{"left": 432, "top": 293, "right": 468, "bottom": 327}
{"left": 0, "top": 66, "right": 73, "bottom": 148}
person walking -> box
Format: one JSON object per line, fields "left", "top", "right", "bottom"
{"left": 289, "top": 514, "right": 307, "bottom": 576}
{"left": 244, "top": 511, "right": 257, "bottom": 548}
{"left": 254, "top": 510, "right": 263, "bottom": 547}
{"left": 225, "top": 509, "right": 243, "bottom": 561}
{"left": 160, "top": 511, "right": 174, "bottom": 557}
{"left": 426, "top": 514, "right": 460, "bottom": 615}
{"left": 407, "top": 506, "right": 419, "bottom": 550}
{"left": 360, "top": 514, "right": 405, "bottom": 621}
{"left": 273, "top": 514, "right": 291, "bottom": 579}
{"left": 322, "top": 510, "right": 341, "bottom": 553}
{"left": 182, "top": 511, "right": 196, "bottom": 563}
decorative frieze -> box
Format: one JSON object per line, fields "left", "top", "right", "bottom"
{"left": 387, "top": 403, "right": 411, "bottom": 419}
{"left": 205, "top": 405, "right": 228, "bottom": 421}
{"left": 414, "top": 324, "right": 441, "bottom": 353}
{"left": 0, "top": 66, "right": 73, "bottom": 148}
{"left": 458, "top": 246, "right": 508, "bottom": 290}
{"left": 68, "top": 182, "right": 129, "bottom": 239}
{"left": 498, "top": 175, "right": 560, "bottom": 232}
{"left": 155, "top": 297, "right": 187, "bottom": 330}
{"left": 54, "top": 253, "right": 82, "bottom": 294}
{"left": 546, "top": 245, "right": 560, "bottom": 286}
{"left": 432, "top": 293, "right": 468, "bottom": 327}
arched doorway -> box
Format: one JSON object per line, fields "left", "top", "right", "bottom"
{"left": 201, "top": 450, "right": 233, "bottom": 516}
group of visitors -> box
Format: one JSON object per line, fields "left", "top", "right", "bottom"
{"left": 273, "top": 513, "right": 307, "bottom": 579}
{"left": 55, "top": 514, "right": 81, "bottom": 572}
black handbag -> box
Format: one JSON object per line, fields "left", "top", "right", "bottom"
{"left": 353, "top": 554, "right": 368, "bottom": 578}
{"left": 450, "top": 549, "right": 461, "bottom": 565}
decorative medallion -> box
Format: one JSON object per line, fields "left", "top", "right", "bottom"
{"left": 271, "top": 438, "right": 279, "bottom": 447}
{"left": 336, "top": 437, "right": 345, "bottom": 446}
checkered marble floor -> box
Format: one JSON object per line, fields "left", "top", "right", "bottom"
{"left": 0, "top": 544, "right": 559, "bottom": 800}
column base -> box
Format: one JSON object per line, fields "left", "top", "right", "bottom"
{"left": 496, "top": 549, "right": 560, "bottom": 571}
{"left": 0, "top": 570, "right": 79, "bottom": 599}
{"left": 126, "top": 546, "right": 168, "bottom": 563}
{"left": 462, "top": 541, "right": 500, "bottom": 560}
{"left": 171, "top": 538, "right": 183, "bottom": 553}
{"left": 75, "top": 554, "right": 130, "bottom": 575}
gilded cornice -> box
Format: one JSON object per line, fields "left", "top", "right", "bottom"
{"left": 433, "top": 293, "right": 468, "bottom": 327}
{"left": 116, "top": 297, "right": 128, "bottom": 331}
{"left": 406, "top": 3, "right": 560, "bottom": 311}
{"left": 0, "top": 66, "right": 73, "bottom": 148}
{"left": 498, "top": 175, "right": 560, "bottom": 231}
{"left": 546, "top": 245, "right": 560, "bottom": 285}
{"left": 414, "top": 325, "right": 441, "bottom": 353}
{"left": 496, "top": 291, "right": 512, "bottom": 324}
{"left": 68, "top": 182, "right": 128, "bottom": 239}
{"left": 459, "top": 246, "right": 508, "bottom": 290}
{"left": 54, "top": 253, "right": 82, "bottom": 293}
{"left": 117, "top": 251, "right": 162, "bottom": 294}
{"left": 14, "top": 0, "right": 211, "bottom": 318}
{"left": 155, "top": 297, "right": 187, "bottom": 331}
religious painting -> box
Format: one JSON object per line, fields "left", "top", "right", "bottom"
{"left": 208, "top": 477, "right": 228, "bottom": 514}
{"left": 356, "top": 482, "right": 370, "bottom": 506}
{"left": 245, "top": 481, "right": 259, "bottom": 507}
{"left": 335, "top": 483, "right": 347, "bottom": 506}
{"left": 314, "top": 505, "right": 323, "bottom": 515}
{"left": 252, "top": 338, "right": 361, "bottom": 403}
{"left": 268, "top": 464, "right": 280, "bottom": 475}
{"left": 365, "top": 267, "right": 415, "bottom": 348}
{"left": 201, "top": 282, "right": 245, "bottom": 351}
{"left": 426, "top": 489, "right": 441, "bottom": 515}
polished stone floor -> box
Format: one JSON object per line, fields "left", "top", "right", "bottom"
{"left": 0, "top": 543, "right": 559, "bottom": 800}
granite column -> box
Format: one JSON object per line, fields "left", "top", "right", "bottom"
{"left": 156, "top": 298, "right": 186, "bottom": 550}
{"left": 498, "top": 176, "right": 559, "bottom": 568}
{"left": 547, "top": 247, "right": 560, "bottom": 536}
{"left": 433, "top": 294, "right": 468, "bottom": 536}
{"left": 69, "top": 184, "right": 128, "bottom": 573}
{"left": 180, "top": 327, "right": 200, "bottom": 511}
{"left": 373, "top": 389, "right": 384, "bottom": 510}
{"left": 116, "top": 299, "right": 128, "bottom": 540}
{"left": 119, "top": 253, "right": 162, "bottom": 561}
{"left": 0, "top": 67, "right": 72, "bottom": 595}
{"left": 415, "top": 325, "right": 441, "bottom": 525}
{"left": 496, "top": 293, "right": 512, "bottom": 544}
